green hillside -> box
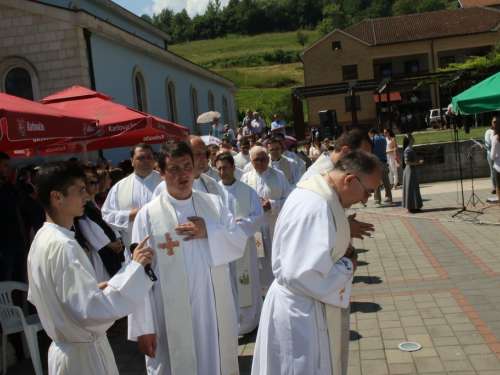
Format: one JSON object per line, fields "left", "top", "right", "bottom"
{"left": 169, "top": 31, "right": 315, "bottom": 123}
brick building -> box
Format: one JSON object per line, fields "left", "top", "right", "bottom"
{"left": 299, "top": 6, "right": 500, "bottom": 133}
{"left": 459, "top": 0, "right": 500, "bottom": 10}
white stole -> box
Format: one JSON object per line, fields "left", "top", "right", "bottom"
{"left": 116, "top": 174, "right": 134, "bottom": 252}
{"left": 269, "top": 156, "right": 290, "bottom": 181}
{"left": 296, "top": 174, "right": 351, "bottom": 374}
{"left": 200, "top": 173, "right": 220, "bottom": 195}
{"left": 117, "top": 172, "right": 162, "bottom": 251}
{"left": 233, "top": 181, "right": 253, "bottom": 308}
{"left": 148, "top": 191, "right": 239, "bottom": 375}
{"left": 247, "top": 168, "right": 279, "bottom": 251}
{"left": 310, "top": 154, "right": 334, "bottom": 174}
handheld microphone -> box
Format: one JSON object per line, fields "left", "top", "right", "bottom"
{"left": 130, "top": 243, "right": 157, "bottom": 281}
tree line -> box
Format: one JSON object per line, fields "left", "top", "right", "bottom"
{"left": 141, "top": 0, "right": 452, "bottom": 45}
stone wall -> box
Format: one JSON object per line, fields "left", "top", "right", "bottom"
{"left": 0, "top": 4, "right": 89, "bottom": 99}
{"left": 396, "top": 139, "right": 490, "bottom": 184}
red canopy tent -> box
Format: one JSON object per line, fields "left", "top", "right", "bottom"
{"left": 40, "top": 86, "right": 189, "bottom": 159}
{"left": 0, "top": 92, "right": 98, "bottom": 152}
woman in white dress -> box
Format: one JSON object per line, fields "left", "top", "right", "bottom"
{"left": 489, "top": 117, "right": 500, "bottom": 221}
{"left": 384, "top": 128, "right": 399, "bottom": 189}
{"left": 485, "top": 117, "right": 497, "bottom": 194}
{"left": 309, "top": 138, "right": 324, "bottom": 161}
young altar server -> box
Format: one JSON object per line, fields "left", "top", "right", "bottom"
{"left": 27, "top": 162, "right": 154, "bottom": 375}
{"left": 252, "top": 151, "right": 381, "bottom": 375}
{"left": 129, "top": 140, "right": 247, "bottom": 375}
{"left": 215, "top": 152, "right": 265, "bottom": 335}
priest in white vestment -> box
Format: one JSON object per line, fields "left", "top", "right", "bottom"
{"left": 233, "top": 139, "right": 251, "bottom": 169}
{"left": 216, "top": 148, "right": 245, "bottom": 181}
{"left": 129, "top": 140, "right": 247, "bottom": 375}
{"left": 102, "top": 143, "right": 162, "bottom": 252}
{"left": 299, "top": 130, "right": 375, "bottom": 241}
{"left": 241, "top": 146, "right": 291, "bottom": 296}
{"left": 266, "top": 138, "right": 301, "bottom": 188}
{"left": 273, "top": 133, "right": 307, "bottom": 175}
{"left": 252, "top": 151, "right": 382, "bottom": 375}
{"left": 27, "top": 161, "right": 154, "bottom": 375}
{"left": 152, "top": 136, "right": 226, "bottom": 198}
{"left": 215, "top": 152, "right": 265, "bottom": 335}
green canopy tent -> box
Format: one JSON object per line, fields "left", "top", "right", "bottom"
{"left": 452, "top": 71, "right": 500, "bottom": 115}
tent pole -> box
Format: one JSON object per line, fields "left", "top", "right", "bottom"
{"left": 83, "top": 144, "right": 89, "bottom": 165}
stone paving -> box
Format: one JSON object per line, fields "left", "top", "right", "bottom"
{"left": 7, "top": 177, "right": 500, "bottom": 374}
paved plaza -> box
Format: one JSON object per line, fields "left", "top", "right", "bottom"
{"left": 8, "top": 177, "right": 500, "bottom": 374}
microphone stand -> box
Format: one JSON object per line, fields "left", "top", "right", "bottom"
{"left": 466, "top": 143, "right": 484, "bottom": 208}
{"left": 452, "top": 118, "right": 467, "bottom": 217}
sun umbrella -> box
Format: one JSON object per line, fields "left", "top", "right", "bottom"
{"left": 262, "top": 135, "right": 297, "bottom": 150}
{"left": 0, "top": 92, "right": 98, "bottom": 151}
{"left": 452, "top": 71, "right": 500, "bottom": 115}
{"left": 200, "top": 135, "right": 222, "bottom": 146}
{"left": 38, "top": 86, "right": 189, "bottom": 161}
{"left": 4, "top": 148, "right": 36, "bottom": 158}
{"left": 197, "top": 111, "right": 221, "bottom": 123}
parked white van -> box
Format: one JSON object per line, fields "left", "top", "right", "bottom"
{"left": 429, "top": 108, "right": 448, "bottom": 128}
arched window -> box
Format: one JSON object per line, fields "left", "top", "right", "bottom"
{"left": 208, "top": 90, "right": 215, "bottom": 111}
{"left": 5, "top": 68, "right": 34, "bottom": 100}
{"left": 190, "top": 86, "right": 199, "bottom": 133}
{"left": 0, "top": 57, "right": 40, "bottom": 101}
{"left": 166, "top": 79, "right": 178, "bottom": 123}
{"left": 132, "top": 67, "right": 149, "bottom": 112}
{"left": 222, "top": 95, "right": 229, "bottom": 125}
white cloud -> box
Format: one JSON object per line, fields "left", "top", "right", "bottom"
{"left": 148, "top": 0, "right": 229, "bottom": 17}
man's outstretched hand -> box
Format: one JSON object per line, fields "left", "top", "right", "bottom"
{"left": 348, "top": 213, "right": 374, "bottom": 239}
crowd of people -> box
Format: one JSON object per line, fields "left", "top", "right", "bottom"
{"left": 0, "top": 121, "right": 436, "bottom": 375}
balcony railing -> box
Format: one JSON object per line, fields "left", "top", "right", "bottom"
{"left": 374, "top": 70, "right": 429, "bottom": 80}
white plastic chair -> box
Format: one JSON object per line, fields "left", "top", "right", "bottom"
{"left": 0, "top": 281, "right": 43, "bottom": 374}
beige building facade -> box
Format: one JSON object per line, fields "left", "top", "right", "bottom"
{"left": 299, "top": 6, "right": 500, "bottom": 132}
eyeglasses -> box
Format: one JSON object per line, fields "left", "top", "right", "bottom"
{"left": 251, "top": 157, "right": 268, "bottom": 163}
{"left": 87, "top": 181, "right": 99, "bottom": 186}
{"left": 349, "top": 173, "right": 372, "bottom": 199}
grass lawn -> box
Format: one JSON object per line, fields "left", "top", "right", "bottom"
{"left": 170, "top": 31, "right": 313, "bottom": 121}
{"left": 395, "top": 127, "right": 487, "bottom": 145}
{"left": 236, "top": 88, "right": 309, "bottom": 122}
{"left": 213, "top": 63, "right": 304, "bottom": 88}
{"left": 169, "top": 31, "right": 318, "bottom": 64}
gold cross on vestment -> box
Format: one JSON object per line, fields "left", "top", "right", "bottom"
{"left": 157, "top": 233, "right": 180, "bottom": 256}
{"left": 256, "top": 239, "right": 262, "bottom": 248}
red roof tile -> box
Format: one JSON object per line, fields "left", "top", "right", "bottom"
{"left": 344, "top": 7, "right": 500, "bottom": 46}
{"left": 460, "top": 0, "right": 500, "bottom": 7}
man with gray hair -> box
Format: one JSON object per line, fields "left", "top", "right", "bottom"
{"left": 241, "top": 146, "right": 291, "bottom": 295}
{"left": 300, "top": 129, "right": 374, "bottom": 240}
{"left": 251, "top": 111, "right": 267, "bottom": 135}
{"left": 253, "top": 151, "right": 381, "bottom": 375}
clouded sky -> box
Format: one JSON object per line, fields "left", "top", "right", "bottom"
{"left": 113, "top": 0, "right": 229, "bottom": 18}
